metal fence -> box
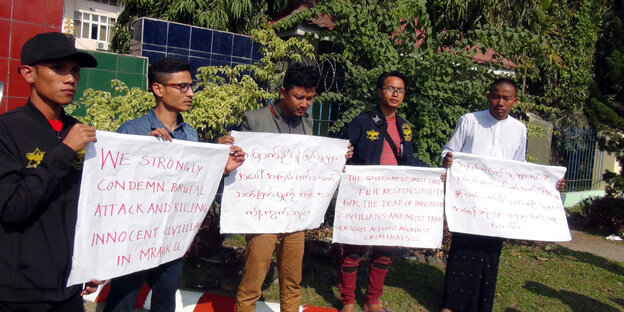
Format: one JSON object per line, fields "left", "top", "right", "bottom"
{"left": 311, "top": 57, "right": 345, "bottom": 137}
{"left": 558, "top": 129, "right": 604, "bottom": 192}
{"left": 311, "top": 102, "right": 340, "bottom": 137}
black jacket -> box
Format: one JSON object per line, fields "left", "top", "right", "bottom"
{"left": 0, "top": 101, "right": 83, "bottom": 302}
{"left": 346, "top": 108, "right": 427, "bottom": 167}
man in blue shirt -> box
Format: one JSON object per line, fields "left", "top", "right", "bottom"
{"left": 116, "top": 58, "right": 198, "bottom": 142}
{"left": 104, "top": 57, "right": 244, "bottom": 312}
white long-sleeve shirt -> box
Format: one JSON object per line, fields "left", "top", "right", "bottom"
{"left": 442, "top": 110, "right": 527, "bottom": 162}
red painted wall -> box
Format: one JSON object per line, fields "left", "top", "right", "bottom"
{"left": 0, "top": 0, "right": 63, "bottom": 112}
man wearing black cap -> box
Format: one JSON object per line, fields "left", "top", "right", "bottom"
{"left": 0, "top": 32, "right": 100, "bottom": 311}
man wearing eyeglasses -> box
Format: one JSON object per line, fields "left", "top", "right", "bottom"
{"left": 338, "top": 71, "right": 427, "bottom": 312}
{"left": 115, "top": 57, "right": 197, "bottom": 141}
{"left": 104, "top": 57, "right": 244, "bottom": 312}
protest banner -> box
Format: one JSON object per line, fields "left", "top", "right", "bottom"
{"left": 446, "top": 152, "right": 570, "bottom": 241}
{"left": 220, "top": 131, "right": 348, "bottom": 233}
{"left": 67, "top": 131, "right": 229, "bottom": 286}
{"left": 333, "top": 165, "right": 445, "bottom": 248}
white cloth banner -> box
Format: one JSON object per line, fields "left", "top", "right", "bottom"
{"left": 446, "top": 152, "right": 571, "bottom": 241}
{"left": 67, "top": 131, "right": 229, "bottom": 286}
{"left": 332, "top": 165, "right": 446, "bottom": 248}
{"left": 220, "top": 131, "right": 348, "bottom": 234}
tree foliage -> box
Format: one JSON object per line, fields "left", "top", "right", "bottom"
{"left": 111, "top": 0, "right": 290, "bottom": 53}
{"left": 272, "top": 0, "right": 609, "bottom": 166}
{"left": 70, "top": 29, "right": 315, "bottom": 141}
{"left": 277, "top": 0, "right": 496, "bottom": 166}
{"left": 585, "top": 0, "right": 624, "bottom": 197}
{"left": 104, "top": 0, "right": 620, "bottom": 190}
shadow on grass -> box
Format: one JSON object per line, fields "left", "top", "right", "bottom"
{"left": 611, "top": 297, "right": 624, "bottom": 309}
{"left": 524, "top": 281, "right": 621, "bottom": 312}
{"left": 549, "top": 245, "right": 624, "bottom": 277}
{"left": 299, "top": 252, "right": 342, "bottom": 309}
{"left": 383, "top": 256, "right": 446, "bottom": 311}
{"left": 299, "top": 252, "right": 446, "bottom": 311}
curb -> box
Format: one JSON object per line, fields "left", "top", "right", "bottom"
{"left": 84, "top": 283, "right": 338, "bottom": 312}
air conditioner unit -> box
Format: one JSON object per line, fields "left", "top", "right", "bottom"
{"left": 96, "top": 42, "right": 108, "bottom": 50}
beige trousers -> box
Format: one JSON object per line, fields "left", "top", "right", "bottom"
{"left": 235, "top": 231, "right": 305, "bottom": 312}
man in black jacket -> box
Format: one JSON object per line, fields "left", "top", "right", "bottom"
{"left": 0, "top": 32, "right": 100, "bottom": 311}
{"left": 338, "top": 71, "right": 427, "bottom": 312}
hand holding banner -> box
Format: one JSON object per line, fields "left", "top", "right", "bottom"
{"left": 220, "top": 131, "right": 348, "bottom": 234}
{"left": 445, "top": 152, "right": 570, "bottom": 241}
{"left": 333, "top": 165, "right": 445, "bottom": 248}
{"left": 67, "top": 131, "right": 229, "bottom": 286}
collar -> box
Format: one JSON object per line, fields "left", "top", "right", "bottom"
{"left": 147, "top": 108, "right": 186, "bottom": 132}
{"left": 23, "top": 99, "right": 74, "bottom": 131}
{"left": 483, "top": 109, "right": 510, "bottom": 124}
{"left": 271, "top": 101, "right": 304, "bottom": 123}
{"left": 372, "top": 106, "right": 397, "bottom": 124}
{"left": 371, "top": 106, "right": 405, "bottom": 143}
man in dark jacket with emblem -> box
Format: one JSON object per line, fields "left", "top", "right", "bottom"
{"left": 338, "top": 71, "right": 427, "bottom": 312}
{"left": 0, "top": 32, "right": 100, "bottom": 311}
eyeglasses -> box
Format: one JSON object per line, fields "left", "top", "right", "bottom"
{"left": 162, "top": 82, "right": 195, "bottom": 92}
{"left": 382, "top": 87, "right": 405, "bottom": 94}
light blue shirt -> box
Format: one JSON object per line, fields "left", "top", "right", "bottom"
{"left": 117, "top": 108, "right": 198, "bottom": 142}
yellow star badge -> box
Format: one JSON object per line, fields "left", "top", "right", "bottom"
{"left": 366, "top": 129, "right": 380, "bottom": 141}
{"left": 26, "top": 148, "right": 45, "bottom": 168}
{"left": 402, "top": 124, "right": 412, "bottom": 141}
{"left": 72, "top": 148, "right": 85, "bottom": 170}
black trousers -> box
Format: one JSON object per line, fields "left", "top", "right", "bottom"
{"left": 442, "top": 232, "right": 504, "bottom": 312}
{"left": 0, "top": 293, "right": 84, "bottom": 312}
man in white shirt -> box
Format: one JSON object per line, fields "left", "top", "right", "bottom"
{"left": 441, "top": 92, "right": 526, "bottom": 163}
{"left": 440, "top": 78, "right": 548, "bottom": 312}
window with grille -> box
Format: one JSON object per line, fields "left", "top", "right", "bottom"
{"left": 73, "top": 11, "right": 116, "bottom": 42}
{"left": 85, "top": 0, "right": 119, "bottom": 6}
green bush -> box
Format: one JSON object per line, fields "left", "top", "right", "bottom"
{"left": 68, "top": 28, "right": 315, "bottom": 141}
{"left": 579, "top": 196, "right": 624, "bottom": 237}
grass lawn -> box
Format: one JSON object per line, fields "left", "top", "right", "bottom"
{"left": 255, "top": 243, "right": 624, "bottom": 311}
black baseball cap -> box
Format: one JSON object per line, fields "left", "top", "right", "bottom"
{"left": 20, "top": 32, "right": 98, "bottom": 67}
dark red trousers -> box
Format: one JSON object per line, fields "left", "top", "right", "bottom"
{"left": 338, "top": 244, "right": 394, "bottom": 305}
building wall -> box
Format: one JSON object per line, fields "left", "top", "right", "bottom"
{"left": 129, "top": 18, "right": 262, "bottom": 74}
{"left": 63, "top": 0, "right": 123, "bottom": 51}
{"left": 0, "top": 0, "right": 63, "bottom": 112}
{"left": 0, "top": 0, "right": 146, "bottom": 114}
{"left": 72, "top": 51, "right": 148, "bottom": 116}
{"left": 526, "top": 112, "right": 553, "bottom": 166}
{"left": 591, "top": 133, "right": 623, "bottom": 190}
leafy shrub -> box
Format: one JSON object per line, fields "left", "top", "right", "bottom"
{"left": 579, "top": 196, "right": 624, "bottom": 237}
{"left": 66, "top": 80, "right": 153, "bottom": 131}
{"left": 565, "top": 204, "right": 588, "bottom": 229}
{"left": 189, "top": 28, "right": 316, "bottom": 141}
{"left": 68, "top": 28, "right": 315, "bottom": 141}
{"left": 274, "top": 0, "right": 606, "bottom": 165}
